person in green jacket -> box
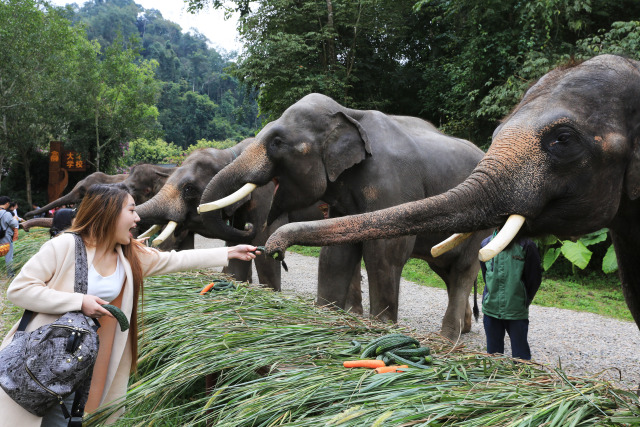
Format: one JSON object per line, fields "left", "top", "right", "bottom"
{"left": 480, "top": 229, "right": 542, "bottom": 360}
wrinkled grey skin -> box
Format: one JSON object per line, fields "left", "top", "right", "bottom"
{"left": 25, "top": 165, "right": 175, "bottom": 218}
{"left": 264, "top": 55, "right": 640, "bottom": 335}
{"left": 122, "top": 164, "right": 176, "bottom": 205}
{"left": 200, "top": 93, "right": 487, "bottom": 339}
{"left": 135, "top": 139, "right": 326, "bottom": 290}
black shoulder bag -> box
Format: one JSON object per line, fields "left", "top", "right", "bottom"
{"left": 0, "top": 233, "right": 100, "bottom": 426}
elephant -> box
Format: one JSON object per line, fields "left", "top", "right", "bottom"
{"left": 25, "top": 164, "right": 175, "bottom": 218}
{"left": 261, "top": 55, "right": 640, "bottom": 334}
{"left": 198, "top": 93, "right": 488, "bottom": 339}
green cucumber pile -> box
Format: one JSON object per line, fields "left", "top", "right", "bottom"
{"left": 350, "top": 333, "right": 433, "bottom": 368}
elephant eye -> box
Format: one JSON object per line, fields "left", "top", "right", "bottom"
{"left": 543, "top": 127, "right": 584, "bottom": 163}
{"left": 271, "top": 137, "right": 283, "bottom": 149}
{"left": 551, "top": 132, "right": 571, "bottom": 146}
{"left": 183, "top": 184, "right": 198, "bottom": 198}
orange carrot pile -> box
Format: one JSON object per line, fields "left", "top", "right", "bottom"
{"left": 343, "top": 360, "right": 386, "bottom": 369}
{"left": 199, "top": 282, "right": 216, "bottom": 295}
{"left": 375, "top": 365, "right": 408, "bottom": 374}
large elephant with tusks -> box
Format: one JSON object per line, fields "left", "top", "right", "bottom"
{"left": 260, "top": 55, "right": 640, "bottom": 334}
{"left": 198, "top": 93, "right": 488, "bottom": 340}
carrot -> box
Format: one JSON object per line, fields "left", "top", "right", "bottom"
{"left": 199, "top": 282, "right": 216, "bottom": 295}
{"left": 375, "top": 365, "right": 409, "bottom": 374}
{"left": 343, "top": 360, "right": 386, "bottom": 368}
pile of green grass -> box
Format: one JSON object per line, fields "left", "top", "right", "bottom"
{"left": 0, "top": 228, "right": 50, "bottom": 330}
{"left": 86, "top": 272, "right": 640, "bottom": 426}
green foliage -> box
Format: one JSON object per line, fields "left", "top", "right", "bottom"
{"left": 184, "top": 138, "right": 236, "bottom": 154}
{"left": 575, "top": 20, "right": 640, "bottom": 59}
{"left": 0, "top": 0, "right": 97, "bottom": 203}
{"left": 536, "top": 229, "right": 618, "bottom": 275}
{"left": 121, "top": 138, "right": 181, "bottom": 167}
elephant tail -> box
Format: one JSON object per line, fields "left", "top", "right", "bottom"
{"left": 473, "top": 277, "right": 479, "bottom": 322}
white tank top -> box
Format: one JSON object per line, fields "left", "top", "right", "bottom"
{"left": 87, "top": 257, "right": 125, "bottom": 302}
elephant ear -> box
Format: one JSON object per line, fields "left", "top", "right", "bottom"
{"left": 155, "top": 170, "right": 171, "bottom": 178}
{"left": 323, "top": 112, "right": 372, "bottom": 182}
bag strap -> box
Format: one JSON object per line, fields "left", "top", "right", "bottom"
{"left": 68, "top": 233, "right": 93, "bottom": 425}
{"left": 72, "top": 233, "right": 89, "bottom": 294}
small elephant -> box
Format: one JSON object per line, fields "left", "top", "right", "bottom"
{"left": 264, "top": 55, "right": 640, "bottom": 335}
{"left": 199, "top": 93, "right": 487, "bottom": 339}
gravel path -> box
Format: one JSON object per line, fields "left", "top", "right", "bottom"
{"left": 197, "top": 236, "right": 640, "bottom": 391}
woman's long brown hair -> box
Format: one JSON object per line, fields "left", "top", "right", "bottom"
{"left": 66, "top": 184, "right": 144, "bottom": 371}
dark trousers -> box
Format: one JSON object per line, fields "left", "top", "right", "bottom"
{"left": 483, "top": 314, "right": 531, "bottom": 360}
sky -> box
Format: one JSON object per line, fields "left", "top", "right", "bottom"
{"left": 49, "top": 0, "right": 243, "bottom": 53}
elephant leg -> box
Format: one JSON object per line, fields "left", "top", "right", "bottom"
{"left": 317, "top": 244, "right": 363, "bottom": 314}
{"left": 177, "top": 231, "right": 195, "bottom": 250}
{"left": 609, "top": 224, "right": 640, "bottom": 329}
{"left": 429, "top": 262, "right": 477, "bottom": 341}
{"left": 223, "top": 259, "right": 253, "bottom": 283}
{"left": 254, "top": 254, "right": 282, "bottom": 291}
{"left": 345, "top": 267, "right": 363, "bottom": 315}
{"left": 362, "top": 237, "right": 414, "bottom": 323}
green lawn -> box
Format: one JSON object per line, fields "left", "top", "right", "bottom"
{"left": 289, "top": 245, "right": 633, "bottom": 322}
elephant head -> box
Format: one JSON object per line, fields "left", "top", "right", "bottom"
{"left": 135, "top": 139, "right": 259, "bottom": 244}
{"left": 198, "top": 94, "right": 372, "bottom": 235}
{"left": 262, "top": 55, "right": 640, "bottom": 326}
{"left": 123, "top": 164, "right": 176, "bottom": 205}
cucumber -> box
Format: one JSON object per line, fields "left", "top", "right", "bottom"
{"left": 102, "top": 304, "right": 130, "bottom": 332}
{"left": 386, "top": 351, "right": 430, "bottom": 369}
{"left": 374, "top": 336, "right": 420, "bottom": 355}
{"left": 360, "top": 334, "right": 408, "bottom": 358}
{"left": 392, "top": 347, "right": 431, "bottom": 357}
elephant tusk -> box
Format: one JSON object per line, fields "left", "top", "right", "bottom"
{"left": 197, "top": 183, "right": 257, "bottom": 214}
{"left": 151, "top": 221, "right": 178, "bottom": 247}
{"left": 431, "top": 232, "right": 473, "bottom": 257}
{"left": 478, "top": 214, "right": 526, "bottom": 262}
{"left": 138, "top": 224, "right": 162, "bottom": 239}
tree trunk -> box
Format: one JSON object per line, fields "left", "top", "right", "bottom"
{"left": 22, "top": 150, "right": 32, "bottom": 207}
{"left": 95, "top": 106, "right": 101, "bottom": 172}
{"left": 325, "top": 0, "right": 336, "bottom": 69}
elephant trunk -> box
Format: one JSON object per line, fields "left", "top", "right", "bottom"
{"left": 200, "top": 143, "right": 274, "bottom": 242}
{"left": 265, "top": 143, "right": 539, "bottom": 258}
{"left": 25, "top": 192, "right": 80, "bottom": 218}
{"left": 136, "top": 184, "right": 187, "bottom": 225}
{"left": 21, "top": 217, "right": 53, "bottom": 232}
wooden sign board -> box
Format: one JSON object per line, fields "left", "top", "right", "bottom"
{"left": 48, "top": 141, "right": 87, "bottom": 202}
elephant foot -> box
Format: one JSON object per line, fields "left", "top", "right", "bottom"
{"left": 462, "top": 314, "right": 473, "bottom": 334}
{"left": 439, "top": 325, "right": 463, "bottom": 343}
{"left": 370, "top": 310, "right": 397, "bottom": 324}
{"left": 345, "top": 303, "right": 363, "bottom": 316}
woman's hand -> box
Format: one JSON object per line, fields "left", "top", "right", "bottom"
{"left": 81, "top": 294, "right": 114, "bottom": 319}
{"left": 227, "top": 245, "right": 260, "bottom": 261}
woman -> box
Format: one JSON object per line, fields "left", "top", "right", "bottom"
{"left": 0, "top": 185, "right": 259, "bottom": 426}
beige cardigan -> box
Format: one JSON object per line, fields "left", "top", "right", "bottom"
{"left": 0, "top": 233, "right": 229, "bottom": 426}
